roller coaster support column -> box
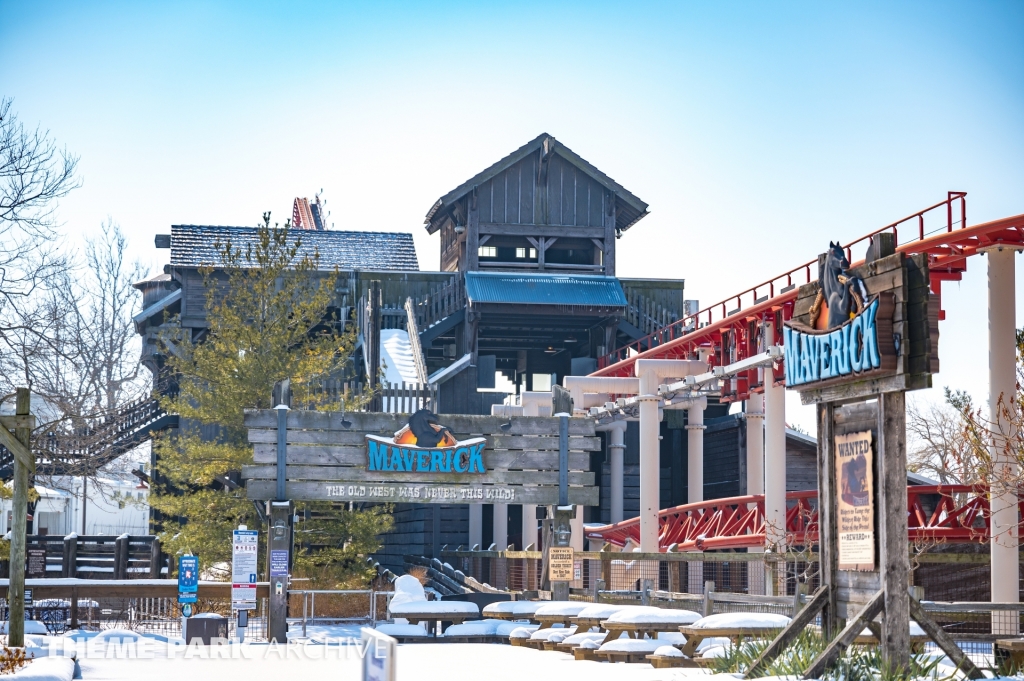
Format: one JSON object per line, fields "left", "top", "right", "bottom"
{"left": 635, "top": 360, "right": 706, "bottom": 552}
{"left": 764, "top": 321, "right": 787, "bottom": 594}
{"left": 988, "top": 246, "right": 1019, "bottom": 630}
{"left": 746, "top": 392, "right": 766, "bottom": 593}
{"left": 597, "top": 420, "right": 629, "bottom": 524}
{"left": 519, "top": 391, "right": 551, "bottom": 550}
{"left": 687, "top": 401, "right": 706, "bottom": 504}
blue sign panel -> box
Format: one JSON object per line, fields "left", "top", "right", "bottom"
{"left": 270, "top": 549, "right": 289, "bottom": 577}
{"left": 178, "top": 555, "right": 199, "bottom": 604}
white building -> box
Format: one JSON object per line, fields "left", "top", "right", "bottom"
{"left": 0, "top": 476, "right": 149, "bottom": 537}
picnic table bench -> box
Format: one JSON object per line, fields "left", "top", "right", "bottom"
{"left": 395, "top": 611, "right": 478, "bottom": 635}
{"left": 677, "top": 625, "right": 786, "bottom": 657}
{"left": 997, "top": 639, "right": 1024, "bottom": 667}
{"left": 646, "top": 653, "right": 698, "bottom": 668}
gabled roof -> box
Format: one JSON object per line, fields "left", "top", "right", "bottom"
{"left": 425, "top": 133, "right": 649, "bottom": 235}
{"left": 464, "top": 271, "right": 627, "bottom": 308}
{"left": 168, "top": 225, "right": 419, "bottom": 271}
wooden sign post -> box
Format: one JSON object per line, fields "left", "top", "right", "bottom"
{"left": 0, "top": 388, "right": 35, "bottom": 648}
{"left": 745, "top": 242, "right": 980, "bottom": 679}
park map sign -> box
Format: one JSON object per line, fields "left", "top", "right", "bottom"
{"left": 242, "top": 409, "right": 599, "bottom": 506}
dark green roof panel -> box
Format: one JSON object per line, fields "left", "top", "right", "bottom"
{"left": 465, "top": 272, "right": 627, "bottom": 307}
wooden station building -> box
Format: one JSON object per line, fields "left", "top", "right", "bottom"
{"left": 135, "top": 133, "right": 819, "bottom": 570}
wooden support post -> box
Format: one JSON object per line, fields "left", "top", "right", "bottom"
{"left": 878, "top": 391, "right": 910, "bottom": 670}
{"left": 803, "top": 589, "right": 885, "bottom": 680}
{"left": 745, "top": 585, "right": 831, "bottom": 678}
{"left": 114, "top": 535, "right": 129, "bottom": 580}
{"left": 62, "top": 535, "right": 73, "bottom": 578}
{"left": 8, "top": 388, "right": 32, "bottom": 647}
{"left": 702, "top": 580, "right": 715, "bottom": 617}
{"left": 267, "top": 500, "right": 293, "bottom": 643}
{"left": 70, "top": 587, "right": 78, "bottom": 630}
{"left": 816, "top": 402, "right": 839, "bottom": 638}
{"left": 908, "top": 593, "right": 983, "bottom": 679}
{"left": 149, "top": 538, "right": 162, "bottom": 578}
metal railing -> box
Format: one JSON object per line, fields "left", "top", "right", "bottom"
{"left": 598, "top": 191, "right": 968, "bottom": 370}
{"left": 290, "top": 589, "right": 395, "bottom": 637}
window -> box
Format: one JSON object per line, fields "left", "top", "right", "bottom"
{"left": 478, "top": 246, "right": 496, "bottom": 258}
{"left": 515, "top": 247, "right": 537, "bottom": 259}
{"left": 516, "top": 247, "right": 526, "bottom": 259}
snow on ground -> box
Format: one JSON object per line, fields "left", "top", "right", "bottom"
{"left": 74, "top": 641, "right": 713, "bottom": 681}
{"left": 0, "top": 621, "right": 50, "bottom": 635}
{"left": 11, "top": 656, "right": 74, "bottom": 681}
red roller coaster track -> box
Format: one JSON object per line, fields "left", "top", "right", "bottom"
{"left": 585, "top": 486, "right": 1021, "bottom": 552}
{"left": 593, "top": 193, "right": 1024, "bottom": 404}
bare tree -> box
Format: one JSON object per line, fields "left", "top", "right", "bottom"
{"left": 907, "top": 393, "right": 972, "bottom": 485}
{"left": 0, "top": 97, "right": 79, "bottom": 321}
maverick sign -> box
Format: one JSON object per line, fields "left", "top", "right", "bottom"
{"left": 784, "top": 295, "right": 896, "bottom": 388}
{"left": 366, "top": 409, "right": 487, "bottom": 474}
{"left": 784, "top": 242, "right": 899, "bottom": 391}
{"left": 242, "top": 409, "right": 600, "bottom": 505}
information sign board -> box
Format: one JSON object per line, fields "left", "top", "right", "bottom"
{"left": 26, "top": 548, "right": 46, "bottom": 578}
{"left": 232, "top": 528, "right": 258, "bottom": 610}
{"left": 548, "top": 547, "right": 574, "bottom": 582}
{"left": 178, "top": 555, "right": 199, "bottom": 604}
{"left": 269, "top": 549, "right": 288, "bottom": 577}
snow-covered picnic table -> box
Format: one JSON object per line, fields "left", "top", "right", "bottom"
{"left": 533, "top": 602, "right": 592, "bottom": 630}
{"left": 387, "top": 573, "right": 480, "bottom": 635}
{"left": 677, "top": 611, "right": 791, "bottom": 657}
{"left": 599, "top": 606, "right": 701, "bottom": 643}
{"left": 569, "top": 603, "right": 630, "bottom": 631}
{"left": 388, "top": 600, "right": 480, "bottom": 632}
{"left": 594, "top": 637, "right": 669, "bottom": 664}
{"left": 481, "top": 600, "right": 545, "bottom": 622}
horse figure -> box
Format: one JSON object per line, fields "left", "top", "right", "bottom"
{"left": 408, "top": 409, "right": 453, "bottom": 448}
{"left": 809, "top": 241, "right": 868, "bottom": 328}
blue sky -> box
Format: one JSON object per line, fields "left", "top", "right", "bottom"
{"left": 2, "top": 1, "right": 1022, "bottom": 433}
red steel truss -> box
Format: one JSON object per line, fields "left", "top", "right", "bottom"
{"left": 593, "top": 193, "right": 1024, "bottom": 403}
{"left": 585, "top": 486, "right": 1020, "bottom": 551}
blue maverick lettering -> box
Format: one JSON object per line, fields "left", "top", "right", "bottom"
{"left": 784, "top": 298, "right": 883, "bottom": 388}
{"left": 367, "top": 439, "right": 487, "bottom": 474}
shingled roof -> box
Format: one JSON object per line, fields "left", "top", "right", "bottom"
{"left": 167, "top": 225, "right": 419, "bottom": 271}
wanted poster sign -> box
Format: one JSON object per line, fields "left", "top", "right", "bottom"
{"left": 835, "top": 429, "right": 875, "bottom": 571}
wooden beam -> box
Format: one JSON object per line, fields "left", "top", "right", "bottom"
{"left": 878, "top": 391, "right": 910, "bottom": 669}
{"left": 8, "top": 388, "right": 31, "bottom": 648}
{"left": 745, "top": 585, "right": 831, "bottom": 678}
{"left": 802, "top": 589, "right": 885, "bottom": 679}
{"left": 909, "top": 594, "right": 983, "bottom": 679}
{"left": 0, "top": 415, "right": 35, "bottom": 430}
{"left": 0, "top": 423, "right": 33, "bottom": 470}
{"left": 246, "top": 480, "right": 599, "bottom": 505}
{"left": 816, "top": 402, "right": 839, "bottom": 637}
{"left": 478, "top": 223, "right": 605, "bottom": 240}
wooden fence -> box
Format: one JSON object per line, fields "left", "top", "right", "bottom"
{"left": 21, "top": 534, "right": 164, "bottom": 579}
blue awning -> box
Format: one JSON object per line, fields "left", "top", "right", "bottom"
{"left": 464, "top": 272, "right": 627, "bottom": 307}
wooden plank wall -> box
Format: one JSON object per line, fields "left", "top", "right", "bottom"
{"left": 242, "top": 410, "right": 600, "bottom": 505}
